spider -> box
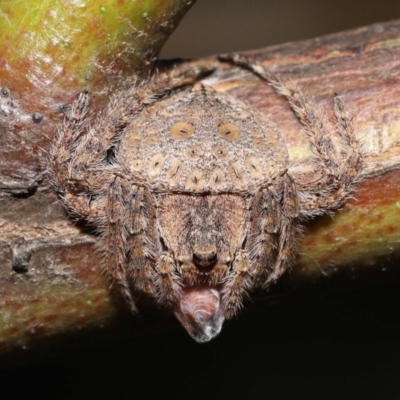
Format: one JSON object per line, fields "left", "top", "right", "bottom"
{"left": 49, "top": 53, "right": 362, "bottom": 343}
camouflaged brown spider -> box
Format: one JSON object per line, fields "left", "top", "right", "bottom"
{"left": 49, "top": 54, "right": 362, "bottom": 343}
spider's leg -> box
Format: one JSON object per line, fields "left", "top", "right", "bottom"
{"left": 222, "top": 174, "right": 299, "bottom": 311}
{"left": 155, "top": 253, "right": 182, "bottom": 306}
{"left": 262, "top": 174, "right": 299, "bottom": 288}
{"left": 103, "top": 175, "right": 137, "bottom": 313}
{"left": 124, "top": 185, "right": 158, "bottom": 296}
{"left": 219, "top": 53, "right": 362, "bottom": 216}
{"left": 287, "top": 92, "right": 362, "bottom": 215}
{"left": 249, "top": 187, "right": 279, "bottom": 284}
{"left": 221, "top": 250, "right": 251, "bottom": 318}
{"left": 248, "top": 175, "right": 298, "bottom": 288}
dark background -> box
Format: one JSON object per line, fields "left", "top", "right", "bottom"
{"left": 3, "top": 2, "right": 400, "bottom": 399}
{"left": 161, "top": 0, "right": 400, "bottom": 58}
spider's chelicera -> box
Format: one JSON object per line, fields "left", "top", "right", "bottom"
{"left": 49, "top": 54, "right": 362, "bottom": 342}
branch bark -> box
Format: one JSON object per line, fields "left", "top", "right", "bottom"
{"left": 2, "top": 14, "right": 400, "bottom": 354}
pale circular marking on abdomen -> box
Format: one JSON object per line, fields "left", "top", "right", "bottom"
{"left": 228, "top": 162, "right": 245, "bottom": 187}
{"left": 130, "top": 159, "right": 143, "bottom": 171}
{"left": 127, "top": 133, "right": 142, "bottom": 145}
{"left": 212, "top": 145, "right": 229, "bottom": 160}
{"left": 245, "top": 156, "right": 264, "bottom": 179}
{"left": 166, "top": 159, "right": 184, "bottom": 184}
{"left": 144, "top": 134, "right": 159, "bottom": 145}
{"left": 218, "top": 123, "right": 241, "bottom": 142}
{"left": 148, "top": 153, "right": 166, "bottom": 177}
{"left": 170, "top": 122, "right": 194, "bottom": 141}
{"left": 185, "top": 168, "right": 206, "bottom": 191}
{"left": 208, "top": 168, "right": 227, "bottom": 191}
{"left": 185, "top": 145, "right": 202, "bottom": 160}
{"left": 250, "top": 134, "right": 265, "bottom": 148}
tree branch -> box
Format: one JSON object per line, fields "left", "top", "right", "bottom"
{"left": 1, "top": 14, "right": 400, "bottom": 353}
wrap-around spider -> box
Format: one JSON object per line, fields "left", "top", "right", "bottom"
{"left": 49, "top": 54, "right": 362, "bottom": 342}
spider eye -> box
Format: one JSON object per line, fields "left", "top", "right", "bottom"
{"left": 171, "top": 122, "right": 194, "bottom": 140}
{"left": 193, "top": 246, "right": 218, "bottom": 269}
{"left": 218, "top": 123, "right": 240, "bottom": 142}
{"left": 32, "top": 112, "right": 44, "bottom": 123}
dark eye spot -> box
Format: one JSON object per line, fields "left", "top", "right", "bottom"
{"left": 193, "top": 253, "right": 201, "bottom": 262}
{"left": 218, "top": 123, "right": 240, "bottom": 142}
{"left": 32, "top": 112, "right": 44, "bottom": 123}
{"left": 58, "top": 103, "right": 67, "bottom": 113}
{"left": 193, "top": 247, "right": 218, "bottom": 269}
{"left": 171, "top": 122, "right": 194, "bottom": 140}
{"left": 1, "top": 88, "right": 9, "bottom": 98}
{"left": 208, "top": 250, "right": 217, "bottom": 261}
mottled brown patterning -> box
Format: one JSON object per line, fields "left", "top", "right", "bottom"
{"left": 49, "top": 53, "right": 362, "bottom": 343}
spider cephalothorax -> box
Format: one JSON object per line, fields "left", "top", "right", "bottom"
{"left": 49, "top": 54, "right": 362, "bottom": 342}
